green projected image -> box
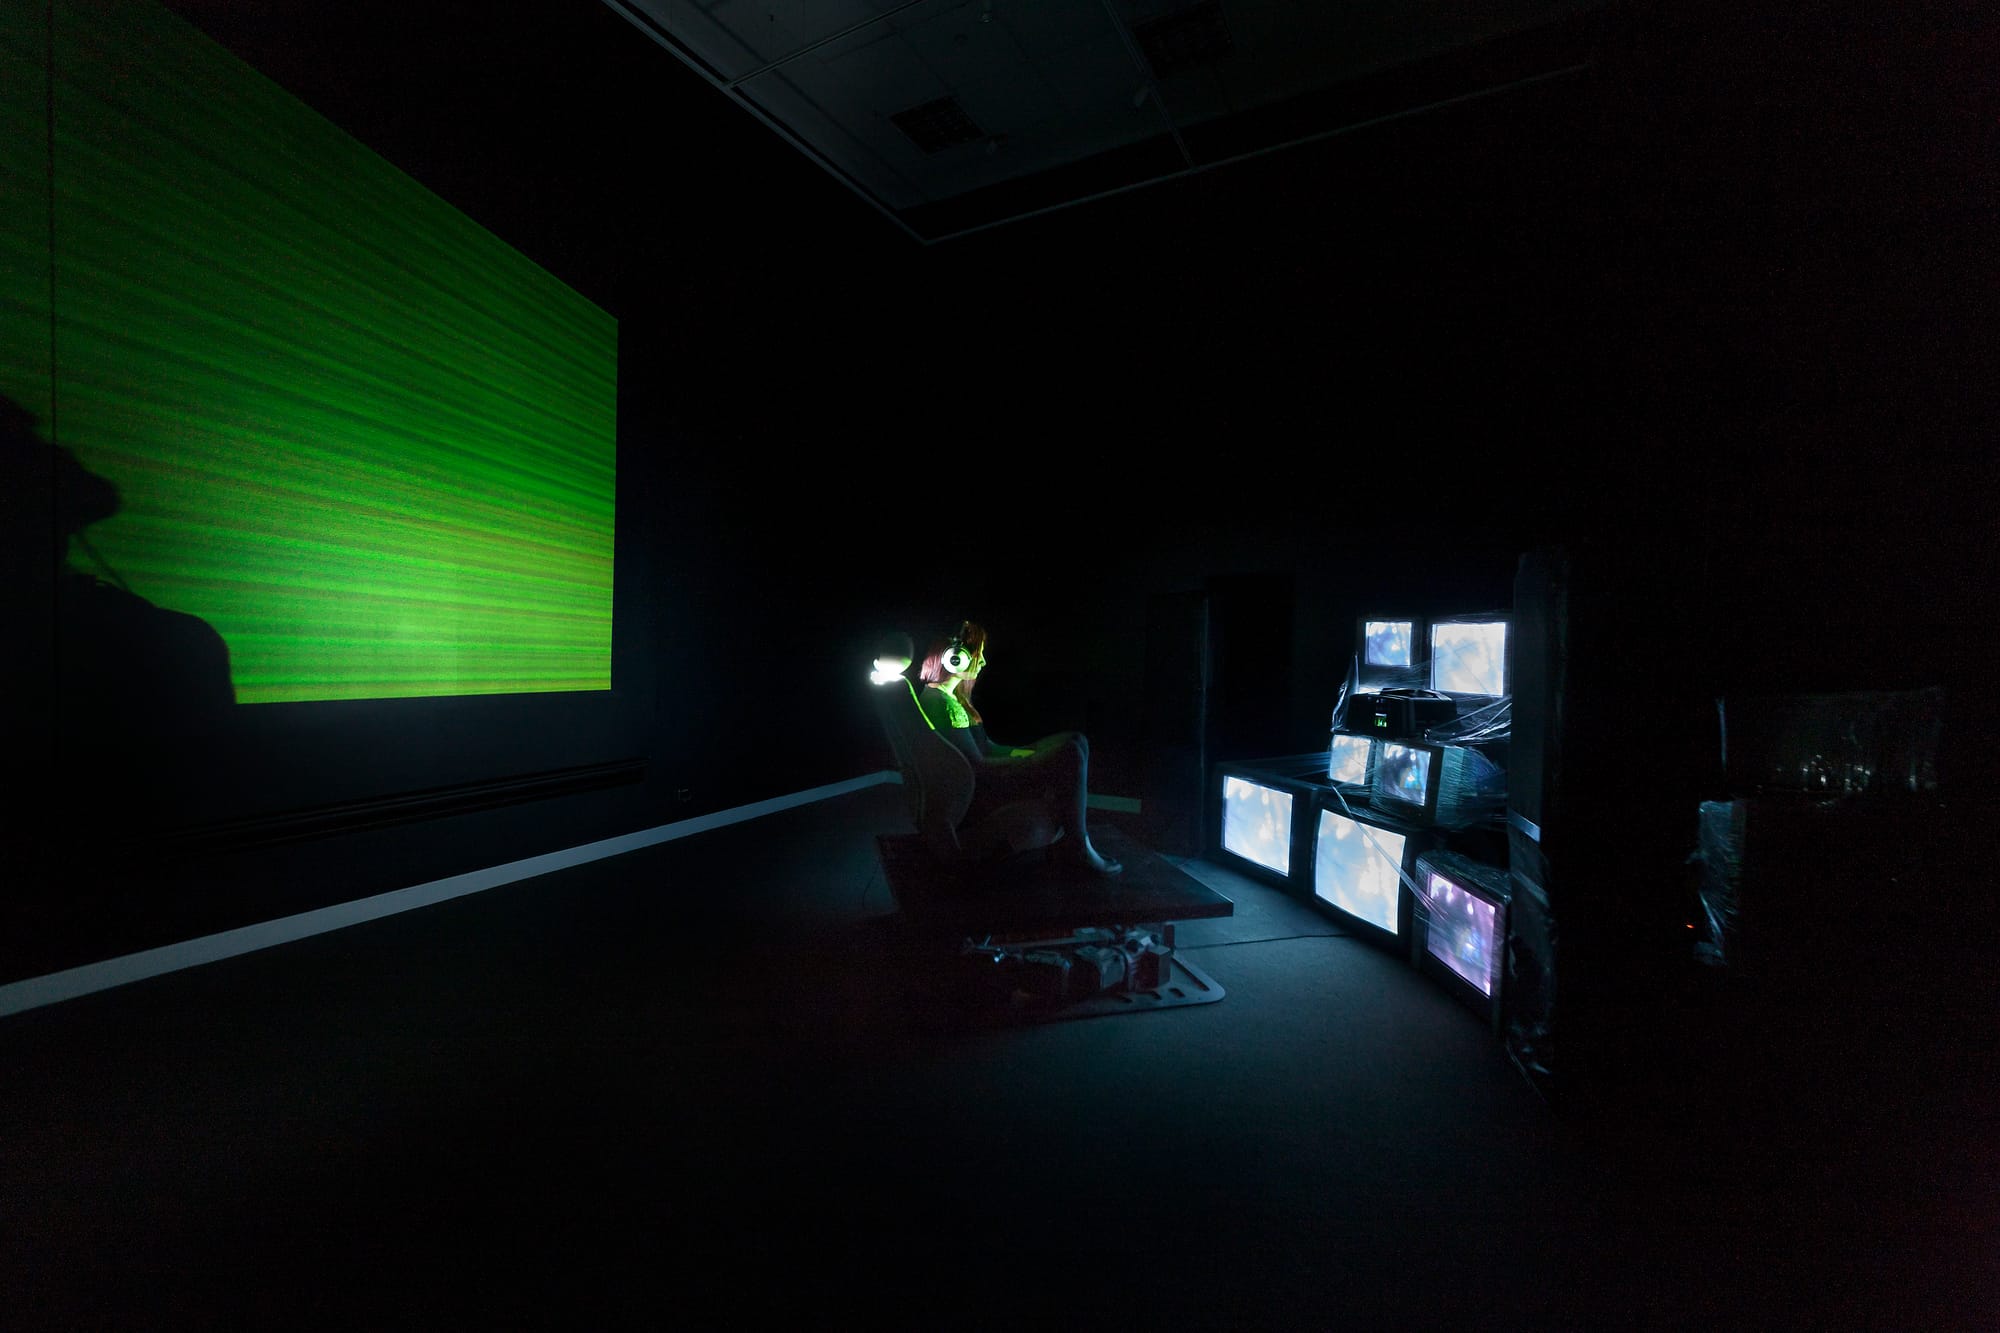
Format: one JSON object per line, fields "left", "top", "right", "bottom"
{"left": 1, "top": 0, "right": 617, "bottom": 704}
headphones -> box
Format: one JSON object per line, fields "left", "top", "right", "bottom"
{"left": 941, "top": 621, "right": 977, "bottom": 675}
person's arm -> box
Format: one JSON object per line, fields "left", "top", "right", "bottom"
{"left": 966, "top": 722, "right": 1036, "bottom": 760}
{"left": 968, "top": 723, "right": 1032, "bottom": 760}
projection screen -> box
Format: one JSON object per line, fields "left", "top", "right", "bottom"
{"left": 2, "top": 0, "right": 618, "bottom": 706}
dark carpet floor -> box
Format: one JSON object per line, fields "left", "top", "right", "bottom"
{"left": 1, "top": 783, "right": 1991, "bottom": 1330}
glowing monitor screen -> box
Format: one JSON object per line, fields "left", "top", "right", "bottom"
{"left": 2, "top": 0, "right": 618, "bottom": 705}
{"left": 1376, "top": 743, "right": 1433, "bottom": 809}
{"left": 1364, "top": 620, "right": 1415, "bottom": 668}
{"left": 1221, "top": 775, "right": 1293, "bottom": 877}
{"left": 1329, "top": 734, "right": 1373, "bottom": 785}
{"left": 1426, "top": 870, "right": 1503, "bottom": 997}
{"left": 1313, "top": 810, "right": 1407, "bottom": 934}
{"left": 1431, "top": 622, "right": 1508, "bottom": 697}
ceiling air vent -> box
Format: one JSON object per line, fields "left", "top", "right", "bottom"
{"left": 891, "top": 96, "right": 986, "bottom": 154}
{"left": 1134, "top": 0, "right": 1235, "bottom": 79}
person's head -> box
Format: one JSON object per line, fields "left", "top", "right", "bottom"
{"left": 917, "top": 619, "right": 988, "bottom": 689}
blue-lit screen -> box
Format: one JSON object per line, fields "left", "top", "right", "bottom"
{"left": 1329, "top": 733, "right": 1373, "bottom": 785}
{"left": 1313, "top": 810, "right": 1407, "bottom": 934}
{"left": 1376, "top": 743, "right": 1434, "bottom": 809}
{"left": 1221, "top": 775, "right": 1293, "bottom": 877}
{"left": 1431, "top": 621, "right": 1508, "bottom": 697}
{"left": 1364, "top": 620, "right": 1414, "bottom": 668}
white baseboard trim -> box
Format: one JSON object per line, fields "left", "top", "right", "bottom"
{"left": 0, "top": 771, "right": 899, "bottom": 1020}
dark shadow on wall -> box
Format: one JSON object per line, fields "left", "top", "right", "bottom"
{"left": 3, "top": 395, "right": 237, "bottom": 963}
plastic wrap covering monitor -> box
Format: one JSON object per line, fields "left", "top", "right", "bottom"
{"left": 1370, "top": 737, "right": 1508, "bottom": 828}
{"left": 1691, "top": 798, "right": 1747, "bottom": 971}
{"left": 1691, "top": 797, "right": 1955, "bottom": 982}
{"left": 1502, "top": 823, "right": 1557, "bottom": 1101}
{"left": 1328, "top": 648, "right": 1512, "bottom": 816}
{"left": 1325, "top": 697, "right": 1511, "bottom": 833}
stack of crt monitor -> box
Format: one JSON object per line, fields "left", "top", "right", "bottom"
{"left": 1410, "top": 848, "right": 1512, "bottom": 1033}
{"left": 1326, "top": 728, "right": 1507, "bottom": 831}
{"left": 1222, "top": 765, "right": 1515, "bottom": 998}
{"left": 1216, "top": 612, "right": 1511, "bottom": 956}
{"left": 1343, "top": 613, "right": 1511, "bottom": 825}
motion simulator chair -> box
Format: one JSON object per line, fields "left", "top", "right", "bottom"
{"left": 869, "top": 651, "right": 1064, "bottom": 872}
{"left": 866, "top": 635, "right": 1233, "bottom": 1019}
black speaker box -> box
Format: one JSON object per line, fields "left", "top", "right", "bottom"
{"left": 1342, "top": 688, "right": 1457, "bottom": 740}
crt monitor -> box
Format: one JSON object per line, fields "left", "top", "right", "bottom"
{"left": 1216, "top": 769, "right": 1303, "bottom": 885}
{"left": 1374, "top": 741, "right": 1441, "bottom": 818}
{"left": 1328, "top": 732, "right": 1376, "bottom": 787}
{"left": 1412, "top": 850, "right": 1511, "bottom": 1030}
{"left": 1430, "top": 617, "right": 1509, "bottom": 699}
{"left": 1370, "top": 741, "right": 1508, "bottom": 827}
{"left": 1358, "top": 616, "right": 1424, "bottom": 690}
{"left": 1309, "top": 803, "right": 1424, "bottom": 946}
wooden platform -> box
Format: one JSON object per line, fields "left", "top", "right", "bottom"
{"left": 875, "top": 823, "right": 1235, "bottom": 938}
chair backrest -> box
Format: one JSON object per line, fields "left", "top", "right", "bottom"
{"left": 872, "top": 674, "right": 976, "bottom": 860}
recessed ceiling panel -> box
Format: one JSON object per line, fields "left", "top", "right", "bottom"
{"left": 605, "top": 0, "right": 1609, "bottom": 241}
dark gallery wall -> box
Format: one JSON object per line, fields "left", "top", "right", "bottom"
{"left": 2, "top": 0, "right": 996, "bottom": 981}
{"left": 5, "top": 0, "right": 1994, "bottom": 985}
{"left": 899, "top": 1, "right": 1998, "bottom": 793}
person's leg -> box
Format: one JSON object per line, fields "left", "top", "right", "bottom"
{"left": 969, "top": 733, "right": 1121, "bottom": 875}
{"left": 1025, "top": 732, "right": 1121, "bottom": 876}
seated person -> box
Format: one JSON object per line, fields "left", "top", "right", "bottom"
{"left": 915, "top": 620, "right": 1122, "bottom": 877}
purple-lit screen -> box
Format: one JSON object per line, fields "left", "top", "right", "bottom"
{"left": 1329, "top": 734, "right": 1373, "bottom": 785}
{"left": 1313, "top": 811, "right": 1407, "bottom": 933}
{"left": 1377, "top": 743, "right": 1433, "bottom": 808}
{"left": 1222, "top": 775, "right": 1293, "bottom": 877}
{"left": 1426, "top": 871, "right": 1502, "bottom": 996}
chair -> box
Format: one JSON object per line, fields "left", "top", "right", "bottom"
{"left": 868, "top": 649, "right": 1062, "bottom": 871}
{"left": 864, "top": 633, "right": 1234, "bottom": 1022}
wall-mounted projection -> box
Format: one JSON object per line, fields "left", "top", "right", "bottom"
{"left": 2, "top": 0, "right": 618, "bottom": 705}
